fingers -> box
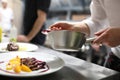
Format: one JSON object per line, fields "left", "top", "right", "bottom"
{"left": 93, "top": 32, "right": 107, "bottom": 44}
{"left": 93, "top": 28, "right": 109, "bottom": 45}
{"left": 49, "top": 23, "right": 59, "bottom": 29}
{"left": 50, "top": 26, "right": 62, "bottom": 30}
{"left": 49, "top": 22, "right": 63, "bottom": 30}
{"left": 49, "top": 21, "right": 73, "bottom": 31}
{"left": 94, "top": 28, "right": 107, "bottom": 36}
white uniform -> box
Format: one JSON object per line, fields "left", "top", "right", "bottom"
{"left": 0, "top": 7, "right": 13, "bottom": 32}
{"left": 83, "top": 0, "right": 120, "bottom": 58}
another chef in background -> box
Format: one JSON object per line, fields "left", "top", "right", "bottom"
{"left": 0, "top": 0, "right": 14, "bottom": 33}
{"left": 17, "top": 0, "right": 51, "bottom": 45}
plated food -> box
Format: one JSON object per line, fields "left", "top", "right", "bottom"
{"left": 3, "top": 42, "right": 27, "bottom": 51}
{"left": 6, "top": 56, "right": 48, "bottom": 73}
{"left": 6, "top": 42, "right": 19, "bottom": 51}
{"left": 0, "top": 42, "right": 38, "bottom": 52}
{"left": 0, "top": 51, "right": 64, "bottom": 77}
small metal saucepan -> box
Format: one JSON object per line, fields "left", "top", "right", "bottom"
{"left": 42, "top": 30, "right": 95, "bottom": 52}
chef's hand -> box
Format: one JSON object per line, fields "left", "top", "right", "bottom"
{"left": 49, "top": 21, "right": 74, "bottom": 30}
{"left": 49, "top": 21, "right": 90, "bottom": 36}
{"left": 17, "top": 35, "right": 29, "bottom": 42}
{"left": 93, "top": 27, "right": 120, "bottom": 47}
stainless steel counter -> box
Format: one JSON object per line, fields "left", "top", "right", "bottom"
{"left": 0, "top": 46, "right": 118, "bottom": 80}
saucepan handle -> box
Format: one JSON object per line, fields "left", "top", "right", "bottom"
{"left": 41, "top": 29, "right": 51, "bottom": 35}
{"left": 86, "top": 37, "right": 96, "bottom": 43}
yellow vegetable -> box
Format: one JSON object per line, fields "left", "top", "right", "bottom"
{"left": 19, "top": 46, "right": 27, "bottom": 51}
{"left": 21, "top": 64, "right": 32, "bottom": 72}
{"left": 6, "top": 64, "right": 13, "bottom": 70}
{"left": 10, "top": 56, "right": 20, "bottom": 63}
{"left": 6, "top": 56, "right": 21, "bottom": 70}
{"left": 0, "top": 27, "right": 2, "bottom": 42}
{"left": 6, "top": 56, "right": 32, "bottom": 73}
{"left": 9, "top": 56, "right": 20, "bottom": 67}
{"left": 9, "top": 61, "right": 20, "bottom": 67}
{"left": 14, "top": 65, "right": 21, "bottom": 73}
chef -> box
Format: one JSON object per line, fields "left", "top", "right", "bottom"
{"left": 0, "top": 0, "right": 14, "bottom": 33}
{"left": 50, "top": 0, "right": 120, "bottom": 72}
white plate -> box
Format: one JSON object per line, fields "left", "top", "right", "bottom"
{"left": 0, "top": 42, "right": 39, "bottom": 52}
{"left": 0, "top": 52, "right": 65, "bottom": 77}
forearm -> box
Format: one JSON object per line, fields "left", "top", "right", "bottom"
{"left": 27, "top": 15, "right": 46, "bottom": 41}
{"left": 72, "top": 22, "right": 90, "bottom": 36}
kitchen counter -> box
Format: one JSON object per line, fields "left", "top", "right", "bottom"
{"left": 0, "top": 46, "right": 119, "bottom": 80}
{"left": 101, "top": 73, "right": 120, "bottom": 80}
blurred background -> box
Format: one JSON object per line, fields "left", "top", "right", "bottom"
{"left": 0, "top": 0, "right": 110, "bottom": 67}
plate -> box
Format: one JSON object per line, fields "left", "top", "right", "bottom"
{"left": 0, "top": 42, "right": 39, "bottom": 52}
{"left": 0, "top": 52, "right": 65, "bottom": 77}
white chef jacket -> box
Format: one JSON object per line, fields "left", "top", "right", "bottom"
{"left": 0, "top": 7, "right": 14, "bottom": 32}
{"left": 83, "top": 0, "right": 120, "bottom": 58}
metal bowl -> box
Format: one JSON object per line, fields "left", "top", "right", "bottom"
{"left": 48, "top": 30, "right": 88, "bottom": 51}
